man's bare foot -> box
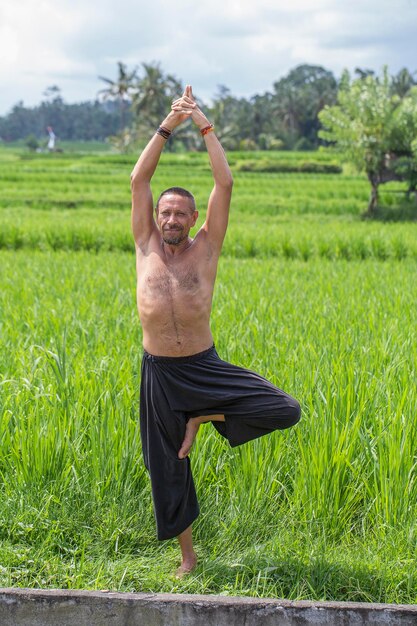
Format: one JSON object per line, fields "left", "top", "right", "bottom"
{"left": 175, "top": 552, "right": 197, "bottom": 578}
{"left": 178, "top": 418, "right": 201, "bottom": 459}
{"left": 178, "top": 414, "right": 225, "bottom": 459}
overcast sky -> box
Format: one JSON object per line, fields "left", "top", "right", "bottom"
{"left": 1, "top": 0, "right": 416, "bottom": 115}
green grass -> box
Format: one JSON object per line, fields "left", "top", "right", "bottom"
{"left": 0, "top": 146, "right": 416, "bottom": 602}
{"left": 1, "top": 210, "right": 416, "bottom": 260}
{"left": 1, "top": 251, "right": 416, "bottom": 601}
{"left": 0, "top": 147, "right": 416, "bottom": 259}
{"left": 0, "top": 139, "right": 112, "bottom": 153}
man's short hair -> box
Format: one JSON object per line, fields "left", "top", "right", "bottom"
{"left": 156, "top": 187, "right": 196, "bottom": 213}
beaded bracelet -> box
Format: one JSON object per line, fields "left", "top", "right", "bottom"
{"left": 156, "top": 126, "right": 172, "bottom": 140}
{"left": 200, "top": 124, "right": 214, "bottom": 137}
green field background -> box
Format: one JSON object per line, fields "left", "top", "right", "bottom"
{"left": 0, "top": 145, "right": 416, "bottom": 601}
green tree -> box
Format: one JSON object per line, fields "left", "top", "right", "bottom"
{"left": 249, "top": 93, "right": 278, "bottom": 149}
{"left": 319, "top": 68, "right": 417, "bottom": 213}
{"left": 208, "top": 87, "right": 279, "bottom": 151}
{"left": 207, "top": 86, "right": 249, "bottom": 150}
{"left": 98, "top": 61, "right": 137, "bottom": 130}
{"left": 272, "top": 64, "right": 337, "bottom": 148}
{"left": 320, "top": 68, "right": 393, "bottom": 213}
{"left": 131, "top": 63, "right": 186, "bottom": 149}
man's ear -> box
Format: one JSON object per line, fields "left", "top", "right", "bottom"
{"left": 191, "top": 210, "right": 199, "bottom": 226}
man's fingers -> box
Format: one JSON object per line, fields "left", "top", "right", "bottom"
{"left": 185, "top": 85, "right": 195, "bottom": 102}
{"left": 171, "top": 103, "right": 195, "bottom": 114}
{"left": 171, "top": 89, "right": 196, "bottom": 117}
{"left": 171, "top": 110, "right": 193, "bottom": 116}
{"left": 172, "top": 101, "right": 194, "bottom": 109}
{"left": 171, "top": 104, "right": 193, "bottom": 115}
{"left": 172, "top": 96, "right": 195, "bottom": 106}
{"left": 178, "top": 85, "right": 195, "bottom": 102}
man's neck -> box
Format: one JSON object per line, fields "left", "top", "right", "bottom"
{"left": 161, "top": 237, "right": 193, "bottom": 257}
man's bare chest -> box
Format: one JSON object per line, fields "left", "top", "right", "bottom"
{"left": 137, "top": 249, "right": 207, "bottom": 299}
{"left": 143, "top": 264, "right": 200, "bottom": 297}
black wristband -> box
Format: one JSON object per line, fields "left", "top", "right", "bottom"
{"left": 156, "top": 126, "right": 172, "bottom": 140}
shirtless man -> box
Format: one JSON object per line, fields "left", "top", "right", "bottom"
{"left": 131, "top": 86, "right": 300, "bottom": 576}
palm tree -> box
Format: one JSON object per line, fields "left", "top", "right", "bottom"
{"left": 132, "top": 62, "right": 183, "bottom": 127}
{"left": 273, "top": 65, "right": 337, "bottom": 147}
{"left": 130, "top": 63, "right": 187, "bottom": 149}
{"left": 98, "top": 61, "right": 137, "bottom": 130}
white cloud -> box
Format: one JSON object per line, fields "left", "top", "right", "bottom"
{"left": 0, "top": 0, "right": 416, "bottom": 115}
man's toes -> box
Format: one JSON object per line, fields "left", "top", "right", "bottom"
{"left": 178, "top": 438, "right": 192, "bottom": 458}
{"left": 178, "top": 444, "right": 190, "bottom": 459}
{"left": 178, "top": 423, "right": 198, "bottom": 458}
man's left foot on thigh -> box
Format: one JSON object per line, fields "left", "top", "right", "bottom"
{"left": 178, "top": 419, "right": 200, "bottom": 459}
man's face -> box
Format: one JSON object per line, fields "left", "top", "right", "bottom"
{"left": 156, "top": 194, "right": 198, "bottom": 245}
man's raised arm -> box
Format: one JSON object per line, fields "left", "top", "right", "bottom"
{"left": 200, "top": 127, "right": 234, "bottom": 249}
{"left": 130, "top": 98, "right": 190, "bottom": 249}
{"left": 172, "top": 86, "right": 234, "bottom": 250}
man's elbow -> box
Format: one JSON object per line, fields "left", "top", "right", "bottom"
{"left": 130, "top": 170, "right": 140, "bottom": 185}
{"left": 130, "top": 170, "right": 149, "bottom": 190}
{"left": 219, "top": 174, "right": 234, "bottom": 190}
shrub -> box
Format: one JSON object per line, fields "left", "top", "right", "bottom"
{"left": 25, "top": 135, "right": 39, "bottom": 152}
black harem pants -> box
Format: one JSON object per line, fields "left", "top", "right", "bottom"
{"left": 140, "top": 345, "right": 300, "bottom": 540}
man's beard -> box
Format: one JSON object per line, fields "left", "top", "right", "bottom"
{"left": 162, "top": 227, "right": 186, "bottom": 245}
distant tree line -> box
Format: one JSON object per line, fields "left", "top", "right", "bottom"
{"left": 0, "top": 63, "right": 415, "bottom": 152}
{"left": 0, "top": 86, "right": 123, "bottom": 144}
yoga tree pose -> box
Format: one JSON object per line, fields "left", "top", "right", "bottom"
{"left": 131, "top": 85, "right": 301, "bottom": 576}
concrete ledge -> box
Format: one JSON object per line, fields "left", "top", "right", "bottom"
{"left": 0, "top": 588, "right": 416, "bottom": 626}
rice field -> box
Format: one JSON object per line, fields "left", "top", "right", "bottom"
{"left": 0, "top": 145, "right": 416, "bottom": 602}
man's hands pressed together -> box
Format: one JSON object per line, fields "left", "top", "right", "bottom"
{"left": 159, "top": 84, "right": 212, "bottom": 133}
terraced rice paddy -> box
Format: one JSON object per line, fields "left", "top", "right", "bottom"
{"left": 0, "top": 145, "right": 416, "bottom": 602}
